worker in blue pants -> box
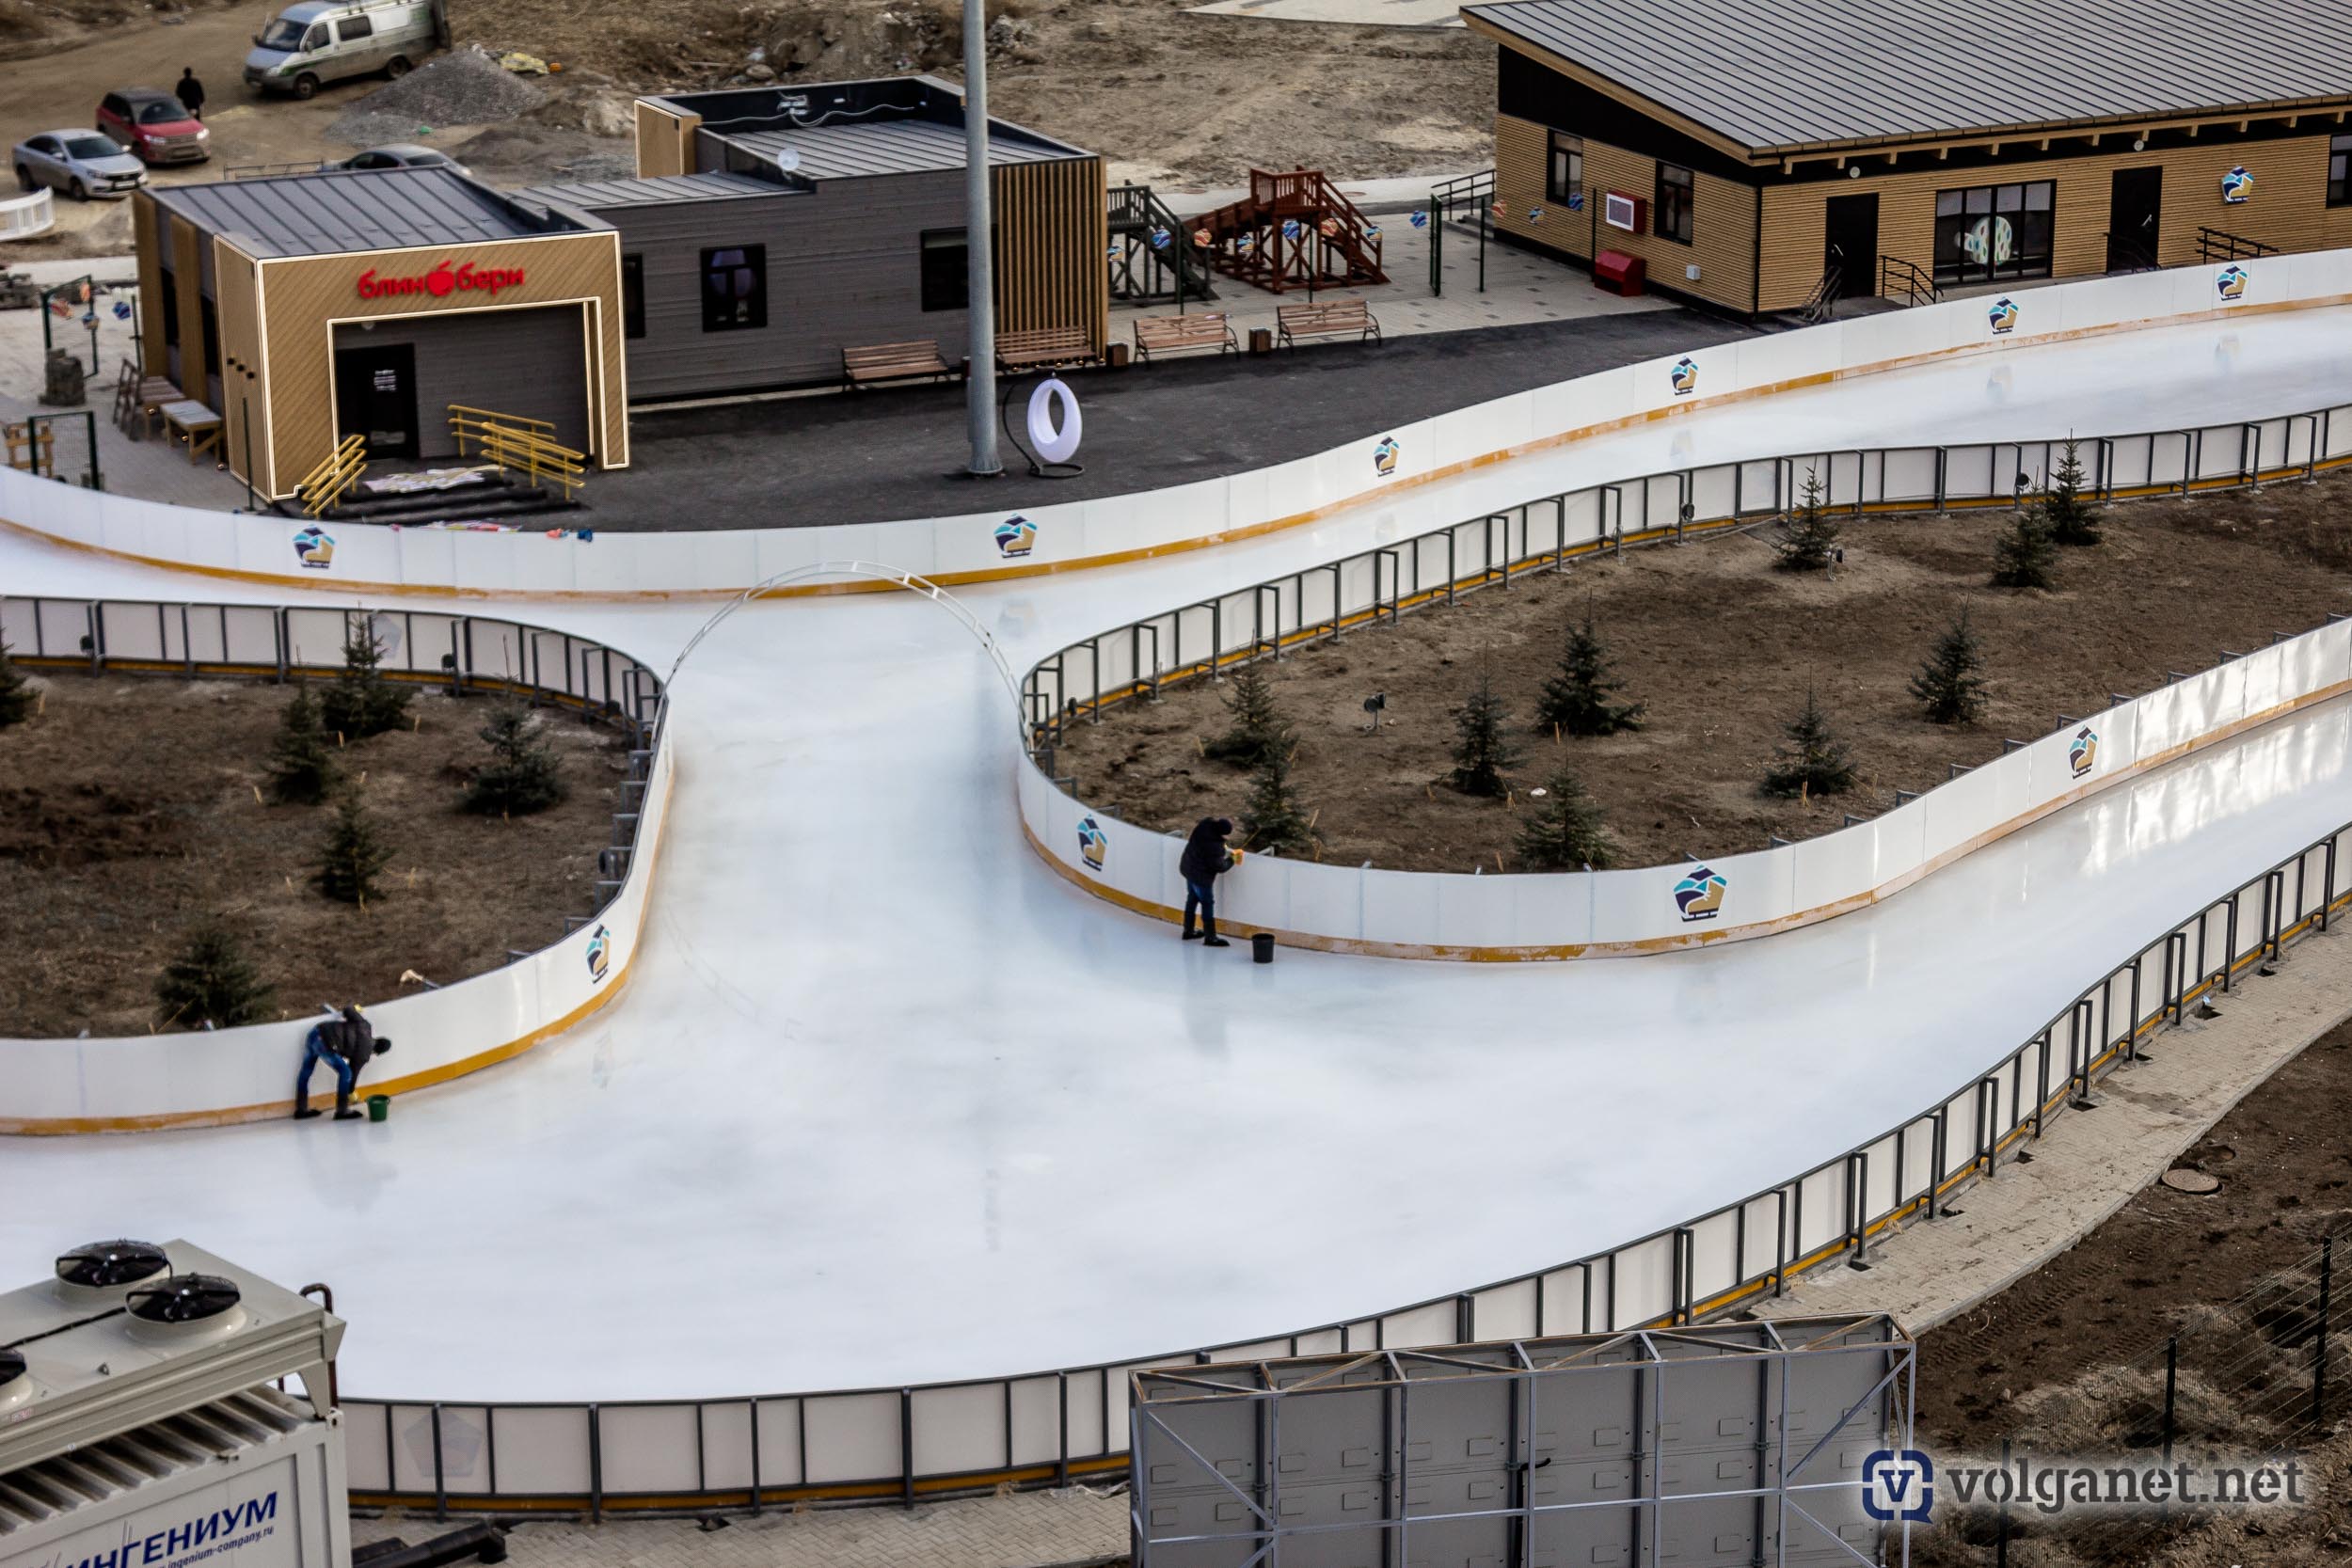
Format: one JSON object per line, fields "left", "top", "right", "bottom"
{"left": 294, "top": 1006, "right": 390, "bottom": 1121}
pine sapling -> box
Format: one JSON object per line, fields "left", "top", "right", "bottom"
{"left": 315, "top": 788, "right": 394, "bottom": 905}
{"left": 1991, "top": 504, "right": 2058, "bottom": 589}
{"left": 1533, "top": 613, "right": 1645, "bottom": 736}
{"left": 1515, "top": 768, "right": 1614, "bottom": 869}
{"left": 319, "top": 620, "right": 414, "bottom": 741}
{"left": 1243, "top": 743, "right": 1318, "bottom": 857}
{"left": 0, "top": 637, "right": 33, "bottom": 728}
{"left": 464, "top": 702, "right": 565, "bottom": 816}
{"left": 1908, "top": 610, "right": 1990, "bottom": 725}
{"left": 1772, "top": 467, "right": 1841, "bottom": 573}
{"left": 154, "top": 924, "right": 276, "bottom": 1030}
{"left": 1450, "top": 667, "right": 1518, "bottom": 798}
{"left": 2042, "top": 438, "right": 2103, "bottom": 546}
{"left": 1204, "top": 662, "right": 1287, "bottom": 771}
{"left": 265, "top": 683, "right": 341, "bottom": 804}
{"left": 1762, "top": 688, "right": 1856, "bottom": 799}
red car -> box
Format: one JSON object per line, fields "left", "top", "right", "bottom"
{"left": 96, "top": 88, "right": 210, "bottom": 166}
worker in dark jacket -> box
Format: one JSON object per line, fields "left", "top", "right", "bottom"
{"left": 294, "top": 1006, "right": 391, "bottom": 1121}
{"left": 1179, "top": 816, "right": 1239, "bottom": 947}
{"left": 175, "top": 68, "right": 207, "bottom": 120}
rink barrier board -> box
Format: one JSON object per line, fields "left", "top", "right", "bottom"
{"left": 1018, "top": 403, "right": 2352, "bottom": 957}
{"left": 5, "top": 250, "right": 2352, "bottom": 598}
{"left": 0, "top": 597, "right": 677, "bottom": 1133}
{"left": 330, "top": 828, "right": 2352, "bottom": 1515}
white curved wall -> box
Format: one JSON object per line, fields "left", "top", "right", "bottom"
{"left": 1022, "top": 564, "right": 2352, "bottom": 958}
{"left": 5, "top": 252, "right": 2347, "bottom": 599}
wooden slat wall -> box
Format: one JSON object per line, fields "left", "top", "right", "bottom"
{"left": 133, "top": 195, "right": 167, "bottom": 377}
{"left": 251, "top": 232, "right": 628, "bottom": 498}
{"left": 212, "top": 239, "right": 263, "bottom": 490}
{"left": 1491, "top": 115, "right": 1757, "bottom": 311}
{"left": 633, "top": 103, "right": 700, "bottom": 179}
{"left": 1760, "top": 131, "right": 2351, "bottom": 312}
{"left": 171, "top": 217, "right": 204, "bottom": 389}
{"left": 992, "top": 158, "right": 1109, "bottom": 355}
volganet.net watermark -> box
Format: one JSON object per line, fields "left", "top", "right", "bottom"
{"left": 1863, "top": 1448, "right": 2311, "bottom": 1523}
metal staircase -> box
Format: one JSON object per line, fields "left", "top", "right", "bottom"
{"left": 1192, "top": 167, "right": 1389, "bottom": 294}
{"left": 1107, "top": 183, "right": 1217, "bottom": 306}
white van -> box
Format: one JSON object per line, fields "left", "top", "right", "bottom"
{"left": 244, "top": 0, "right": 446, "bottom": 100}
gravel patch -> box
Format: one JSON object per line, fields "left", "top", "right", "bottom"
{"left": 329, "top": 46, "right": 545, "bottom": 147}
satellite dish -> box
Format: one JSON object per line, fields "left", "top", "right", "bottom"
{"left": 774, "top": 149, "right": 802, "bottom": 174}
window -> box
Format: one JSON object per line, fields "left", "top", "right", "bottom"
{"left": 2331, "top": 135, "right": 2352, "bottom": 208}
{"left": 337, "top": 14, "right": 372, "bottom": 40}
{"left": 200, "top": 298, "right": 220, "bottom": 383}
{"left": 1546, "top": 132, "right": 1583, "bottom": 207}
{"left": 1654, "top": 162, "right": 1693, "bottom": 245}
{"left": 621, "top": 254, "right": 645, "bottom": 341}
{"left": 136, "top": 99, "right": 183, "bottom": 125}
{"left": 1932, "top": 180, "right": 2055, "bottom": 286}
{"left": 920, "top": 229, "right": 968, "bottom": 313}
{"left": 158, "top": 264, "right": 179, "bottom": 348}
{"left": 699, "top": 245, "right": 766, "bottom": 332}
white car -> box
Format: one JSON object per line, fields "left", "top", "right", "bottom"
{"left": 12, "top": 130, "right": 146, "bottom": 199}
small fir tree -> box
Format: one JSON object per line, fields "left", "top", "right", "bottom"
{"left": 1203, "top": 663, "right": 1287, "bottom": 770}
{"left": 0, "top": 637, "right": 33, "bottom": 728}
{"left": 1991, "top": 505, "right": 2058, "bottom": 589}
{"left": 464, "top": 703, "right": 565, "bottom": 816}
{"left": 265, "top": 684, "right": 341, "bottom": 804}
{"left": 1533, "top": 614, "right": 1645, "bottom": 736}
{"left": 314, "top": 788, "right": 394, "bottom": 905}
{"left": 319, "top": 621, "right": 413, "bottom": 741}
{"left": 2042, "top": 438, "right": 2103, "bottom": 546}
{"left": 1762, "top": 688, "right": 1856, "bottom": 799}
{"left": 153, "top": 924, "right": 276, "bottom": 1030}
{"left": 1449, "top": 667, "right": 1518, "bottom": 798}
{"left": 1908, "top": 610, "right": 1990, "bottom": 725}
{"left": 1243, "top": 744, "right": 1318, "bottom": 856}
{"left": 1515, "top": 768, "right": 1614, "bottom": 869}
{"left": 1772, "top": 467, "right": 1842, "bottom": 573}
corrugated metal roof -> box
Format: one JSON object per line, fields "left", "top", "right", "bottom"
{"left": 1465, "top": 0, "right": 2352, "bottom": 153}
{"left": 515, "top": 170, "right": 799, "bottom": 211}
{"left": 729, "top": 118, "right": 1071, "bottom": 180}
{"left": 152, "top": 166, "right": 557, "bottom": 256}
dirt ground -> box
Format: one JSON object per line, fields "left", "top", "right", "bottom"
{"left": 1057, "top": 475, "right": 2352, "bottom": 872}
{"left": 0, "top": 670, "right": 628, "bottom": 1038}
{"left": 1895, "top": 1012, "right": 2352, "bottom": 1566}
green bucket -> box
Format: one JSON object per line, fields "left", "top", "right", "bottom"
{"left": 366, "top": 1094, "right": 389, "bottom": 1123}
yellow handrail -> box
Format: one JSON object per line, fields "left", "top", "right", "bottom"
{"left": 296, "top": 434, "right": 368, "bottom": 516}
{"left": 449, "top": 404, "right": 555, "bottom": 459}
{"left": 449, "top": 408, "right": 586, "bottom": 501}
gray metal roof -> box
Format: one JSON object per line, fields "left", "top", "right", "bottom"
{"left": 514, "top": 170, "right": 799, "bottom": 211}
{"left": 727, "top": 119, "right": 1072, "bottom": 180}
{"left": 151, "top": 166, "right": 564, "bottom": 256}
{"left": 1465, "top": 0, "right": 2352, "bottom": 153}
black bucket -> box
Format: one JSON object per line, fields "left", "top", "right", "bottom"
{"left": 1251, "top": 932, "right": 1276, "bottom": 964}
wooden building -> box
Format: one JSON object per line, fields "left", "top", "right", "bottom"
{"left": 1462, "top": 0, "right": 2352, "bottom": 315}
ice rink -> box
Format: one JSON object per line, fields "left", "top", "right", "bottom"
{"left": 5, "top": 307, "right": 2352, "bottom": 1402}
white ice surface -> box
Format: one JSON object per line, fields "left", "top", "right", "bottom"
{"left": 4, "top": 309, "right": 2352, "bottom": 1402}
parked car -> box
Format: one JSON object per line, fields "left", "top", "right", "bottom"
{"left": 336, "top": 144, "right": 468, "bottom": 176}
{"left": 245, "top": 0, "right": 442, "bottom": 100}
{"left": 12, "top": 131, "right": 146, "bottom": 199}
{"left": 95, "top": 89, "right": 209, "bottom": 166}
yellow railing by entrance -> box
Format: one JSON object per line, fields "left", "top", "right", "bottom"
{"left": 448, "top": 404, "right": 586, "bottom": 502}
{"left": 296, "top": 434, "right": 368, "bottom": 516}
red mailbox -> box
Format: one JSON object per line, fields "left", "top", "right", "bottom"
{"left": 1594, "top": 249, "right": 1645, "bottom": 296}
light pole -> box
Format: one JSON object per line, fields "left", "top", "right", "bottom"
{"left": 961, "top": 0, "right": 1001, "bottom": 477}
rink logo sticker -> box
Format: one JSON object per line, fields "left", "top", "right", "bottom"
{"left": 1670, "top": 356, "right": 1698, "bottom": 396}
{"left": 2216, "top": 264, "right": 2250, "bottom": 301}
{"left": 2220, "top": 166, "right": 2254, "bottom": 204}
{"left": 2069, "top": 726, "right": 2099, "bottom": 779}
{"left": 585, "top": 924, "right": 612, "bottom": 984}
{"left": 1373, "top": 436, "right": 1401, "bottom": 479}
{"left": 291, "top": 526, "right": 335, "bottom": 569}
{"left": 1987, "top": 297, "right": 2018, "bottom": 335}
{"left": 993, "top": 515, "right": 1038, "bottom": 559}
{"left": 1076, "top": 816, "right": 1108, "bottom": 872}
{"left": 1673, "top": 864, "right": 1727, "bottom": 923}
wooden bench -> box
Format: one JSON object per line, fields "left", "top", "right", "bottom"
{"left": 1276, "top": 298, "right": 1381, "bottom": 348}
{"left": 996, "top": 325, "right": 1097, "bottom": 374}
{"left": 842, "top": 340, "right": 954, "bottom": 389}
{"left": 1133, "top": 311, "right": 1237, "bottom": 362}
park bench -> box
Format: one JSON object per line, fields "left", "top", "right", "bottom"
{"left": 1132, "top": 311, "right": 1237, "bottom": 362}
{"left": 996, "top": 325, "right": 1096, "bottom": 374}
{"left": 1276, "top": 297, "right": 1381, "bottom": 348}
{"left": 842, "top": 340, "right": 954, "bottom": 389}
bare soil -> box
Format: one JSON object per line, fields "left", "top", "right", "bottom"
{"left": 1057, "top": 475, "right": 2352, "bottom": 873}
{"left": 0, "top": 672, "right": 628, "bottom": 1038}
